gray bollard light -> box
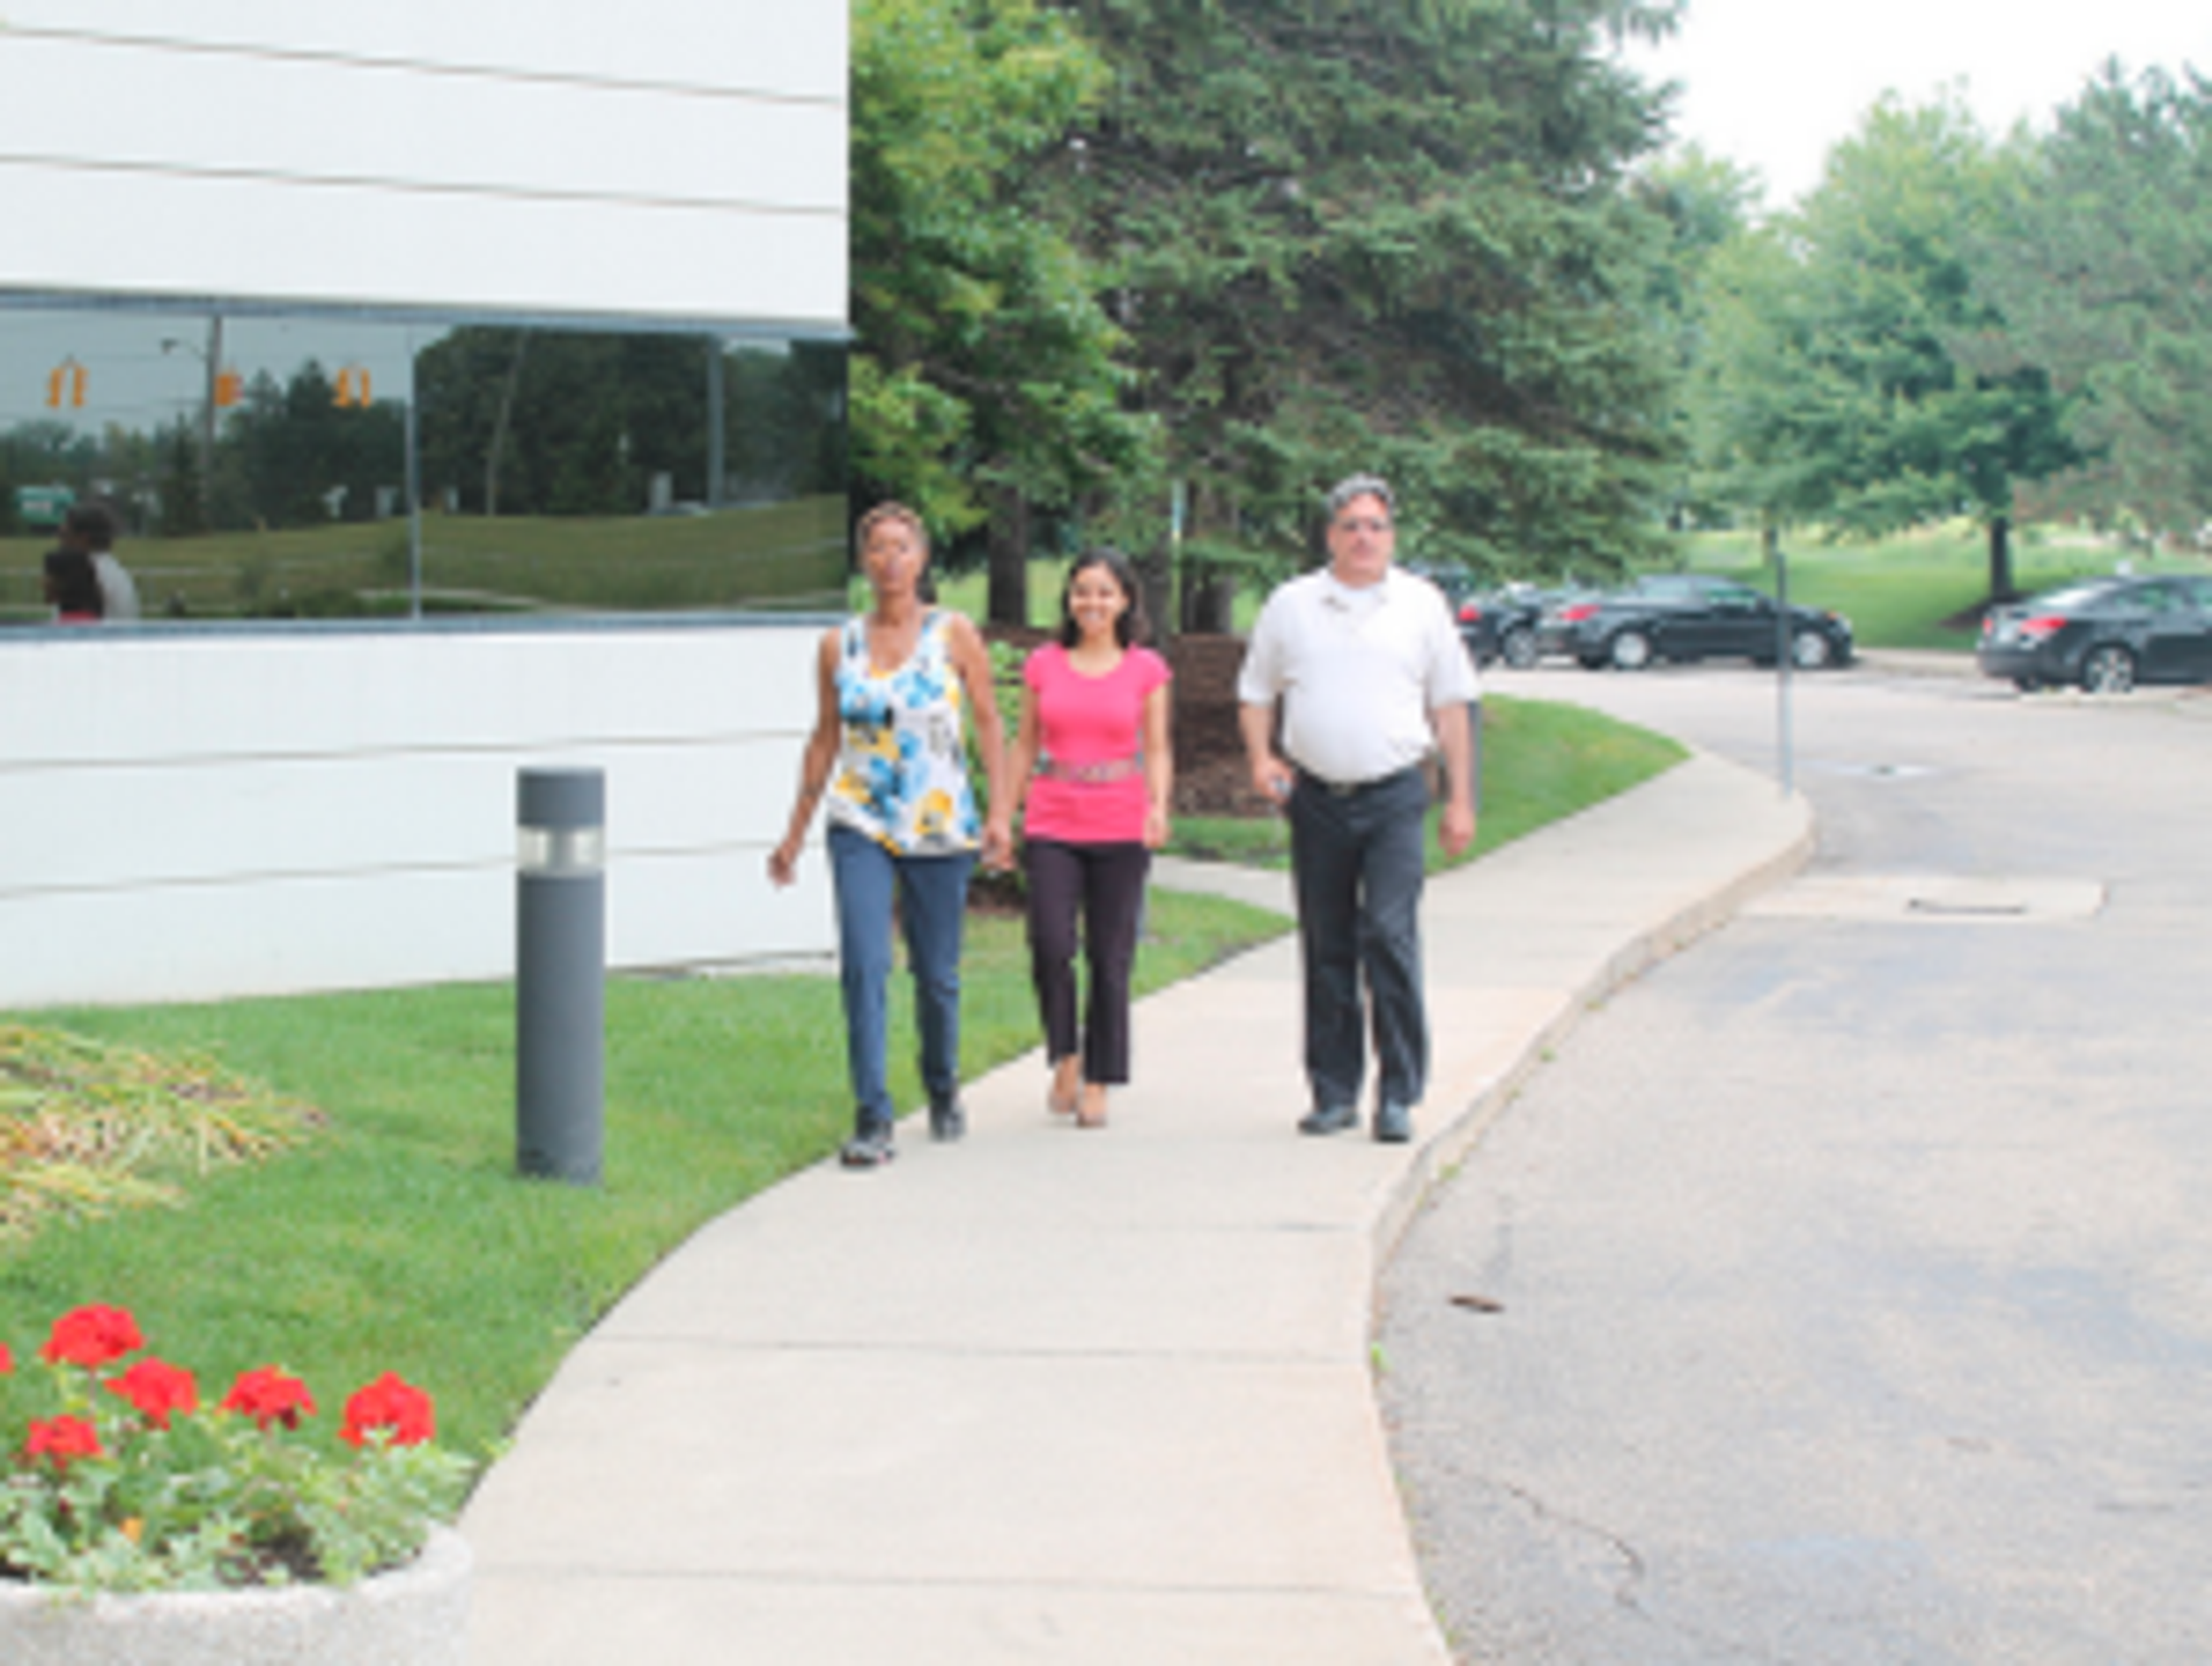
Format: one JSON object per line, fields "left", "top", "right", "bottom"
{"left": 516, "top": 767, "right": 605, "bottom": 1185}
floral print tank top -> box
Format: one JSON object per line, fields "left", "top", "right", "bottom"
{"left": 826, "top": 609, "right": 982, "bottom": 855}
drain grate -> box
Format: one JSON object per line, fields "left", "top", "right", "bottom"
{"left": 1744, "top": 874, "right": 2105, "bottom": 924}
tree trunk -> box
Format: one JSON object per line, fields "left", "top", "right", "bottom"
{"left": 1138, "top": 540, "right": 1175, "bottom": 648}
{"left": 986, "top": 485, "right": 1029, "bottom": 626}
{"left": 484, "top": 333, "right": 529, "bottom": 518}
{"left": 1175, "top": 484, "right": 1237, "bottom": 634}
{"left": 1184, "top": 570, "right": 1234, "bottom": 633}
{"left": 1987, "top": 514, "right": 2015, "bottom": 604}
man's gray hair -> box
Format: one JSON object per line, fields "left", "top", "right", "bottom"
{"left": 1324, "top": 473, "right": 1395, "bottom": 521}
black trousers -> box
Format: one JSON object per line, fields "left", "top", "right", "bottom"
{"left": 1024, "top": 838, "right": 1151, "bottom": 1086}
{"left": 1287, "top": 766, "right": 1429, "bottom": 1111}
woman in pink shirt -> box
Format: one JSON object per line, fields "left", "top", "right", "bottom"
{"left": 990, "top": 549, "right": 1173, "bottom": 1129}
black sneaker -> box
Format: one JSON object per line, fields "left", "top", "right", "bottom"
{"left": 839, "top": 1125, "right": 896, "bottom": 1168}
{"left": 1372, "top": 1101, "right": 1414, "bottom": 1144}
{"left": 929, "top": 1098, "right": 967, "bottom": 1143}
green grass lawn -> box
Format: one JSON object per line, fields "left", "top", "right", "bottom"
{"left": 1671, "top": 521, "right": 2186, "bottom": 652}
{"left": 1171, "top": 695, "right": 1684, "bottom": 868}
{"left": 0, "top": 496, "right": 846, "bottom": 623}
{"left": 932, "top": 519, "right": 2180, "bottom": 656}
{"left": 0, "top": 894, "right": 1275, "bottom": 1461}
{"left": 0, "top": 689, "right": 1682, "bottom": 1470}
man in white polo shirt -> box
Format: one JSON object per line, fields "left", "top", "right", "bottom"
{"left": 1236, "top": 473, "right": 1478, "bottom": 1143}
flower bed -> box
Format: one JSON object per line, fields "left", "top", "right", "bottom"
{"left": 1, "top": 1304, "right": 466, "bottom": 1592}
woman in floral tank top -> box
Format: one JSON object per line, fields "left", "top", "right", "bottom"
{"left": 769, "top": 503, "right": 1010, "bottom": 1168}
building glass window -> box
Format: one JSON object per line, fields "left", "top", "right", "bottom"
{"left": 1, "top": 299, "right": 846, "bottom": 625}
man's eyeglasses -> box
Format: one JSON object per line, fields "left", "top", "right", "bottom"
{"left": 1334, "top": 517, "right": 1392, "bottom": 535}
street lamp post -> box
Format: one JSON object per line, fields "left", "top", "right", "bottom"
{"left": 160, "top": 314, "right": 224, "bottom": 525}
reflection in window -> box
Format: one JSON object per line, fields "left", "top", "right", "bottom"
{"left": 1, "top": 301, "right": 846, "bottom": 625}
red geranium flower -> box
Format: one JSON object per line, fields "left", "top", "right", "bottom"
{"left": 25, "top": 1414, "right": 104, "bottom": 1468}
{"left": 107, "top": 1357, "right": 201, "bottom": 1429}
{"left": 340, "top": 1372, "right": 436, "bottom": 1448}
{"left": 0, "top": 1340, "right": 12, "bottom": 1373}
{"left": 40, "top": 1304, "right": 145, "bottom": 1369}
{"left": 221, "top": 1365, "right": 318, "bottom": 1430}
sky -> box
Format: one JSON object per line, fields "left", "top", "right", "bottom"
{"left": 1621, "top": 0, "right": 2207, "bottom": 208}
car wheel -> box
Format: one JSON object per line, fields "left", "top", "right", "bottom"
{"left": 2080, "top": 644, "right": 2136, "bottom": 695}
{"left": 1790, "top": 629, "right": 1832, "bottom": 670}
{"left": 1500, "top": 625, "right": 1539, "bottom": 670}
{"left": 1608, "top": 629, "right": 1654, "bottom": 671}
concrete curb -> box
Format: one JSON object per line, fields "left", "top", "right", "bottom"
{"left": 460, "top": 749, "right": 1812, "bottom": 1665}
{"left": 1370, "top": 760, "right": 1815, "bottom": 1272}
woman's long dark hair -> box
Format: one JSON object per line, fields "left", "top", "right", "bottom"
{"left": 1056, "top": 547, "right": 1147, "bottom": 650}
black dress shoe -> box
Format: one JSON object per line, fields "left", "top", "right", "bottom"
{"left": 1298, "top": 1103, "right": 1359, "bottom": 1136}
{"left": 1372, "top": 1101, "right": 1414, "bottom": 1144}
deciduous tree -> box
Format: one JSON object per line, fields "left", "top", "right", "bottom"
{"left": 1695, "top": 97, "right": 2078, "bottom": 598}
{"left": 1968, "top": 64, "right": 2212, "bottom": 541}
{"left": 851, "top": 0, "right": 1147, "bottom": 621}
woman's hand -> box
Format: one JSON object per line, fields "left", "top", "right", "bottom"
{"left": 981, "top": 816, "right": 1014, "bottom": 872}
{"left": 1143, "top": 803, "right": 1171, "bottom": 851}
{"left": 767, "top": 838, "right": 801, "bottom": 887}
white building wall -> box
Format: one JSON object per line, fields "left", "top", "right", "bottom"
{"left": 0, "top": 625, "right": 835, "bottom": 1007}
{"left": 0, "top": 3, "right": 846, "bottom": 327}
{"left": 0, "top": 3, "right": 847, "bottom": 1007}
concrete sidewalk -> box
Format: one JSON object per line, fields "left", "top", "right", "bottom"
{"left": 460, "top": 752, "right": 1811, "bottom": 1665}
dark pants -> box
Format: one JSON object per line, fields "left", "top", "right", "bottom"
{"left": 1287, "top": 766, "right": 1429, "bottom": 1111}
{"left": 1024, "top": 838, "right": 1151, "bottom": 1086}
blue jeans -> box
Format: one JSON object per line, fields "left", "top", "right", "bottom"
{"left": 828, "top": 824, "right": 974, "bottom": 1132}
{"left": 1286, "top": 766, "right": 1430, "bottom": 1111}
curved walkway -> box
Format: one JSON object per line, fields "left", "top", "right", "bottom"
{"left": 461, "top": 750, "right": 1810, "bottom": 1664}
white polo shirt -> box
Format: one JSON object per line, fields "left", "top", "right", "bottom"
{"left": 1237, "top": 565, "right": 1479, "bottom": 785}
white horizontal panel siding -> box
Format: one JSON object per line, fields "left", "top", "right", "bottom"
{"left": 0, "top": 157, "right": 846, "bottom": 328}
{"left": 0, "top": 624, "right": 838, "bottom": 1008}
{"left": 0, "top": 860, "right": 834, "bottom": 1010}
{"left": 0, "top": 3, "right": 845, "bottom": 326}
{"left": 0, "top": 2, "right": 847, "bottom": 101}
{"left": 0, "top": 37, "right": 842, "bottom": 212}
{"left": 0, "top": 735, "right": 805, "bottom": 893}
{"left": 0, "top": 632, "right": 818, "bottom": 765}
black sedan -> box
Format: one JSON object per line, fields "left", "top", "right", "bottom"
{"left": 1406, "top": 563, "right": 1533, "bottom": 668}
{"left": 1457, "top": 584, "right": 1549, "bottom": 669}
{"left": 1978, "top": 574, "right": 2212, "bottom": 693}
{"left": 1563, "top": 574, "right": 1855, "bottom": 671}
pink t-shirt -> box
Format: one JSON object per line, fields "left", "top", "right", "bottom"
{"left": 1022, "top": 643, "right": 1172, "bottom": 844}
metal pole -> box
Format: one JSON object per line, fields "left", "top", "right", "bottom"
{"left": 516, "top": 768, "right": 605, "bottom": 1185}
{"left": 1772, "top": 533, "right": 1795, "bottom": 797}
{"left": 404, "top": 373, "right": 423, "bottom": 620}
{"left": 200, "top": 314, "right": 222, "bottom": 506}
{"left": 706, "top": 337, "right": 727, "bottom": 508}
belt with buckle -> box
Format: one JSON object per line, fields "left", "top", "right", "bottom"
{"left": 1294, "top": 763, "right": 1418, "bottom": 798}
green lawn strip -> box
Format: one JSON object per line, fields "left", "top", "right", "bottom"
{"left": 2, "top": 495, "right": 846, "bottom": 620}
{"left": 0, "top": 895, "right": 1275, "bottom": 1462}
{"left": 1171, "top": 695, "right": 1687, "bottom": 870}
{"left": 1672, "top": 523, "right": 2181, "bottom": 652}
{"left": 0, "top": 693, "right": 1680, "bottom": 1470}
